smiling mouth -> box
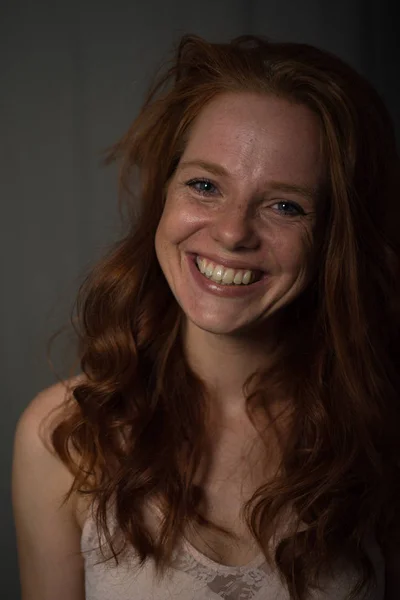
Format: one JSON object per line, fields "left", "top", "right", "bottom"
{"left": 195, "top": 255, "right": 263, "bottom": 286}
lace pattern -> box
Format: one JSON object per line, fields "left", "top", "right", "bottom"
{"left": 81, "top": 508, "right": 385, "bottom": 600}
{"left": 169, "top": 538, "right": 283, "bottom": 600}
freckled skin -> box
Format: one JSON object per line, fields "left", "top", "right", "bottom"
{"left": 155, "top": 92, "right": 323, "bottom": 340}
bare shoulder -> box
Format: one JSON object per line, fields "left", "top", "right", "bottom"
{"left": 12, "top": 375, "right": 89, "bottom": 521}
{"left": 12, "top": 376, "right": 87, "bottom": 600}
{"left": 16, "top": 376, "right": 83, "bottom": 446}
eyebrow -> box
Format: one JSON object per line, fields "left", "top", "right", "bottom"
{"left": 178, "top": 159, "right": 318, "bottom": 202}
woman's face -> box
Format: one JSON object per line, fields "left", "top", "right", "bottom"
{"left": 155, "top": 91, "right": 323, "bottom": 338}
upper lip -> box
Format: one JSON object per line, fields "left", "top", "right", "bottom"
{"left": 189, "top": 252, "right": 266, "bottom": 273}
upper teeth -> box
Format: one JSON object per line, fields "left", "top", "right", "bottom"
{"left": 196, "top": 256, "right": 255, "bottom": 285}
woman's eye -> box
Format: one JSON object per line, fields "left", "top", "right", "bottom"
{"left": 271, "top": 201, "right": 306, "bottom": 216}
{"left": 186, "top": 179, "right": 218, "bottom": 196}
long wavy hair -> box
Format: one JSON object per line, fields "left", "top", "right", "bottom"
{"left": 51, "top": 35, "right": 400, "bottom": 600}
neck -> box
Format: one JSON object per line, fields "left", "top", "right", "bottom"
{"left": 183, "top": 319, "right": 279, "bottom": 419}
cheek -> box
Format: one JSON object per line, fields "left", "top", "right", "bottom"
{"left": 270, "top": 226, "right": 313, "bottom": 272}
{"left": 159, "top": 196, "right": 207, "bottom": 247}
{"left": 154, "top": 214, "right": 167, "bottom": 257}
{"left": 154, "top": 205, "right": 190, "bottom": 266}
{"left": 154, "top": 227, "right": 164, "bottom": 277}
{"left": 155, "top": 210, "right": 177, "bottom": 273}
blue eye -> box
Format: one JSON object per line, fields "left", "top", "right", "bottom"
{"left": 273, "top": 201, "right": 305, "bottom": 216}
{"left": 186, "top": 179, "right": 218, "bottom": 196}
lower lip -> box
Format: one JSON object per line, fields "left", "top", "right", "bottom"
{"left": 186, "top": 254, "right": 269, "bottom": 298}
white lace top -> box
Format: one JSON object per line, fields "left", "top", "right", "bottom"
{"left": 81, "top": 508, "right": 385, "bottom": 600}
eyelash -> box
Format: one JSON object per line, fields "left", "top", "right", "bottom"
{"left": 185, "top": 178, "right": 306, "bottom": 216}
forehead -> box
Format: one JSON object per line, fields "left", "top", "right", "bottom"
{"left": 181, "top": 92, "right": 323, "bottom": 190}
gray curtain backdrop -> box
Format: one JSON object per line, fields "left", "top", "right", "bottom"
{"left": 1, "top": 1, "right": 398, "bottom": 597}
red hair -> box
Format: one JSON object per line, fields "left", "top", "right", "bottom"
{"left": 51, "top": 35, "right": 400, "bottom": 600}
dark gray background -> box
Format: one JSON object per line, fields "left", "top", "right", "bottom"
{"left": 2, "top": 1, "right": 398, "bottom": 597}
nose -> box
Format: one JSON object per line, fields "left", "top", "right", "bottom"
{"left": 210, "top": 203, "right": 259, "bottom": 251}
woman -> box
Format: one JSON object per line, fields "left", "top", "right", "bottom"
{"left": 12, "top": 34, "right": 400, "bottom": 600}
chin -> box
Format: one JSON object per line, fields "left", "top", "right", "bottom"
{"left": 184, "top": 308, "right": 267, "bottom": 338}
